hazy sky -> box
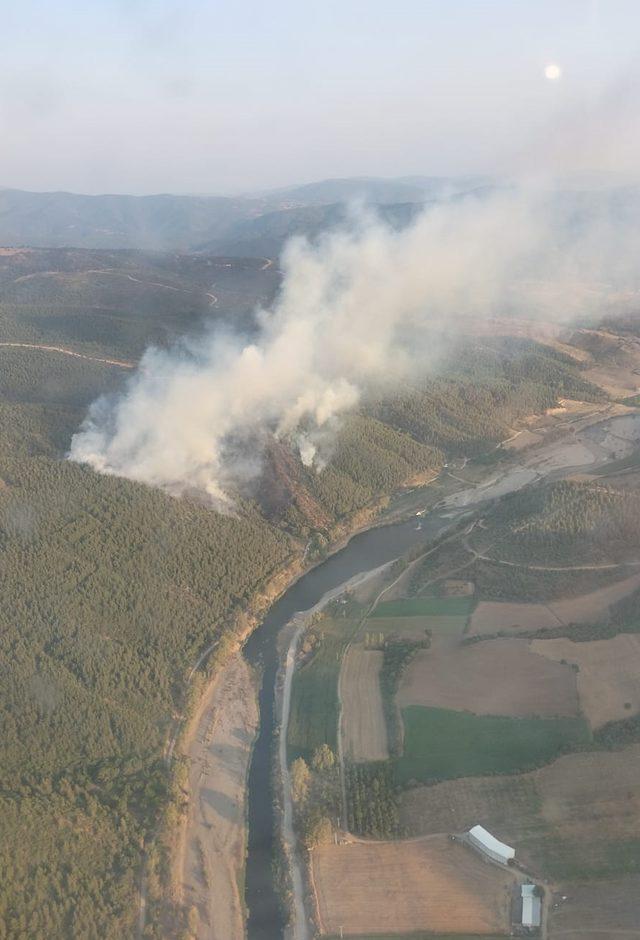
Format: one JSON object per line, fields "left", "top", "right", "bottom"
{"left": 2, "top": 0, "right": 639, "bottom": 195}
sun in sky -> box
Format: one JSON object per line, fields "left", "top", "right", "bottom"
{"left": 544, "top": 63, "right": 563, "bottom": 81}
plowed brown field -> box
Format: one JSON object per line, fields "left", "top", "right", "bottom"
{"left": 398, "top": 638, "right": 579, "bottom": 717}
{"left": 340, "top": 646, "right": 388, "bottom": 761}
{"left": 470, "top": 572, "right": 640, "bottom": 635}
{"left": 532, "top": 633, "right": 640, "bottom": 728}
{"left": 311, "top": 835, "right": 518, "bottom": 936}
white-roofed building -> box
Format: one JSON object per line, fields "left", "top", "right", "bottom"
{"left": 521, "top": 883, "right": 542, "bottom": 928}
{"left": 467, "top": 824, "right": 515, "bottom": 865}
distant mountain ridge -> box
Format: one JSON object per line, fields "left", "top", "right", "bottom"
{"left": 2, "top": 177, "right": 637, "bottom": 261}
{"left": 0, "top": 176, "right": 485, "bottom": 254}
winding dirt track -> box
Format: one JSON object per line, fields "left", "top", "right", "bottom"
{"left": 0, "top": 341, "right": 135, "bottom": 368}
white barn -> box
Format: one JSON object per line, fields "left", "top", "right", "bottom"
{"left": 521, "top": 884, "right": 542, "bottom": 928}
{"left": 467, "top": 825, "right": 515, "bottom": 865}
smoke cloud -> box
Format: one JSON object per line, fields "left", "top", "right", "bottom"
{"left": 68, "top": 186, "right": 640, "bottom": 500}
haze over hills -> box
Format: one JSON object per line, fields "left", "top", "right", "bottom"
{"left": 0, "top": 177, "right": 488, "bottom": 254}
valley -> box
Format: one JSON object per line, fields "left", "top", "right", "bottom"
{"left": 280, "top": 357, "right": 640, "bottom": 940}
{"left": 2, "top": 243, "right": 640, "bottom": 939}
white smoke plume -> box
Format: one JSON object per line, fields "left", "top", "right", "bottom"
{"left": 69, "top": 187, "right": 640, "bottom": 500}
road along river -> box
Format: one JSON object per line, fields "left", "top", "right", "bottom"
{"left": 242, "top": 410, "right": 640, "bottom": 939}
{"left": 243, "top": 512, "right": 453, "bottom": 939}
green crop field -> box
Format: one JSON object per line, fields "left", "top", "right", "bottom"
{"left": 287, "top": 619, "right": 361, "bottom": 763}
{"left": 364, "top": 615, "right": 467, "bottom": 638}
{"left": 370, "top": 596, "right": 475, "bottom": 618}
{"left": 395, "top": 706, "right": 591, "bottom": 785}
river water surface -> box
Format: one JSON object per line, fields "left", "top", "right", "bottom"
{"left": 243, "top": 511, "right": 452, "bottom": 939}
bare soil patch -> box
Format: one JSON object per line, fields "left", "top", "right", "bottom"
{"left": 470, "top": 573, "right": 640, "bottom": 635}
{"left": 397, "top": 638, "right": 579, "bottom": 718}
{"left": 548, "top": 571, "right": 640, "bottom": 623}
{"left": 311, "top": 835, "right": 518, "bottom": 936}
{"left": 532, "top": 634, "right": 640, "bottom": 728}
{"left": 178, "top": 654, "right": 258, "bottom": 940}
{"left": 340, "top": 646, "right": 388, "bottom": 762}
{"left": 470, "top": 600, "right": 563, "bottom": 635}
{"left": 400, "top": 746, "right": 640, "bottom": 881}
{"left": 503, "top": 428, "right": 543, "bottom": 450}
{"left": 528, "top": 439, "right": 597, "bottom": 473}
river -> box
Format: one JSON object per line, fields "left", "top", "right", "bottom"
{"left": 243, "top": 510, "right": 452, "bottom": 939}
{"left": 242, "top": 409, "right": 640, "bottom": 939}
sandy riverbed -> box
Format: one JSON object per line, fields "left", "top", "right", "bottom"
{"left": 178, "top": 654, "right": 258, "bottom": 940}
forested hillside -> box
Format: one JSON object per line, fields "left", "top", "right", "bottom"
{"left": 369, "top": 338, "right": 604, "bottom": 456}
{"left": 0, "top": 248, "right": 278, "bottom": 357}
{"left": 475, "top": 479, "right": 640, "bottom": 564}
{"left": 0, "top": 249, "right": 611, "bottom": 938}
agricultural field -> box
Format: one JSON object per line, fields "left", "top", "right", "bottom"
{"left": 311, "top": 835, "right": 519, "bottom": 937}
{"left": 532, "top": 633, "right": 640, "bottom": 728}
{"left": 548, "top": 875, "right": 640, "bottom": 937}
{"left": 400, "top": 746, "right": 640, "bottom": 881}
{"left": 340, "top": 646, "right": 388, "bottom": 761}
{"left": 363, "top": 594, "right": 473, "bottom": 643}
{"left": 397, "top": 637, "right": 579, "bottom": 718}
{"left": 324, "top": 935, "right": 510, "bottom": 940}
{"left": 287, "top": 616, "right": 361, "bottom": 763}
{"left": 469, "top": 570, "right": 640, "bottom": 635}
{"left": 370, "top": 596, "right": 475, "bottom": 618}
{"left": 469, "top": 599, "right": 563, "bottom": 634}
{"left": 365, "top": 614, "right": 466, "bottom": 639}
{"left": 395, "top": 706, "right": 590, "bottom": 785}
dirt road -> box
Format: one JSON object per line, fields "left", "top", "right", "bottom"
{"left": 0, "top": 341, "right": 135, "bottom": 368}
{"left": 178, "top": 653, "right": 258, "bottom": 940}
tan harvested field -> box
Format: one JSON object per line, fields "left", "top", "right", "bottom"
{"left": 311, "top": 835, "right": 519, "bottom": 936}
{"left": 340, "top": 646, "right": 388, "bottom": 761}
{"left": 397, "top": 638, "right": 579, "bottom": 717}
{"left": 548, "top": 571, "right": 640, "bottom": 623}
{"left": 400, "top": 746, "right": 640, "bottom": 881}
{"left": 470, "top": 600, "right": 562, "bottom": 634}
{"left": 586, "top": 363, "right": 640, "bottom": 398}
{"left": 470, "top": 572, "right": 640, "bottom": 635}
{"left": 549, "top": 875, "right": 640, "bottom": 938}
{"left": 532, "top": 634, "right": 640, "bottom": 728}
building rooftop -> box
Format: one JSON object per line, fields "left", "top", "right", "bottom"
{"left": 468, "top": 824, "right": 515, "bottom": 860}
{"left": 522, "top": 893, "right": 542, "bottom": 927}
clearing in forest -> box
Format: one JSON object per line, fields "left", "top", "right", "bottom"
{"left": 340, "top": 646, "right": 388, "bottom": 761}
{"left": 397, "top": 637, "right": 579, "bottom": 718}
{"left": 311, "top": 835, "right": 519, "bottom": 937}
{"left": 532, "top": 633, "right": 640, "bottom": 728}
